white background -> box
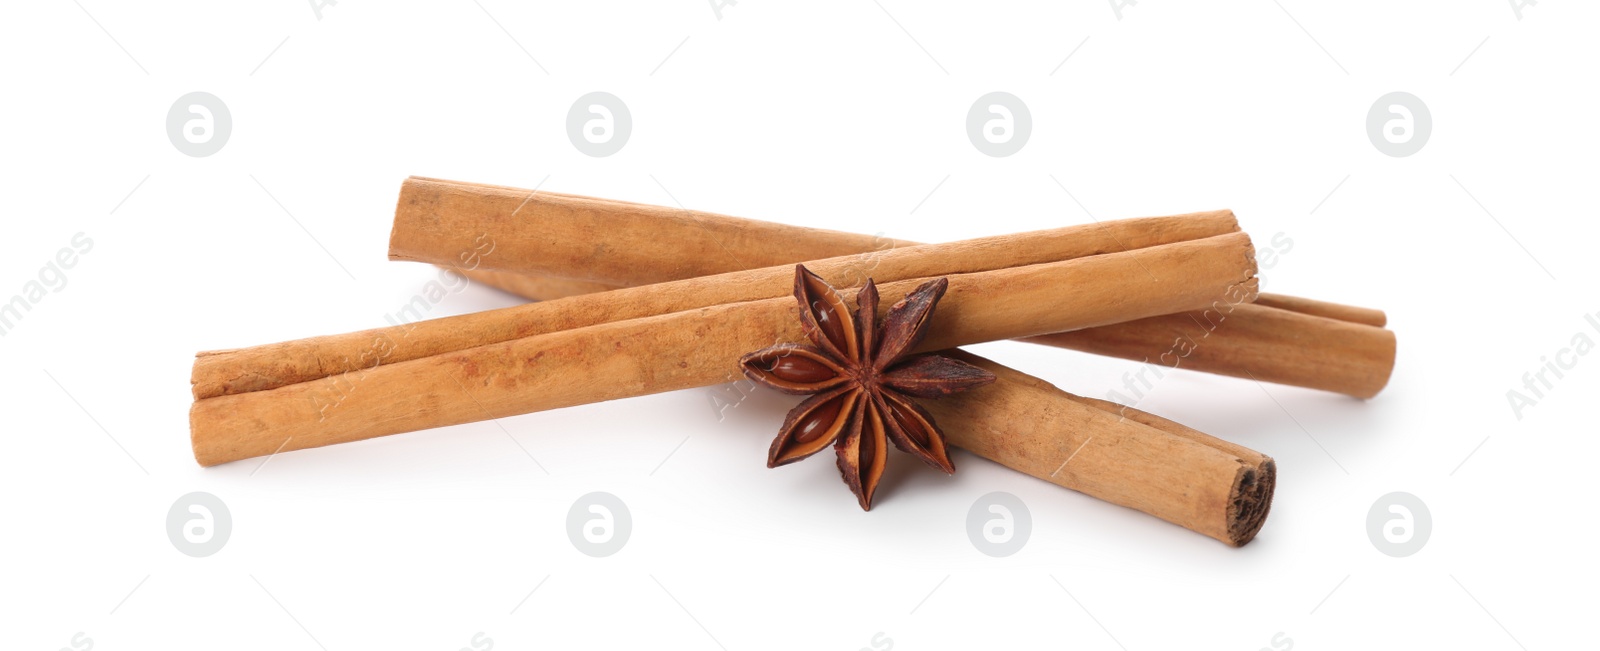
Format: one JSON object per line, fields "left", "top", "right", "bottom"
{"left": 3, "top": 1, "right": 1596, "bottom": 649}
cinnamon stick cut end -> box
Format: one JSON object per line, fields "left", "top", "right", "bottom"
{"left": 1226, "top": 457, "right": 1276, "bottom": 547}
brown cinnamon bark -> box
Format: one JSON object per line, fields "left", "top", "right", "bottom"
{"left": 190, "top": 235, "right": 1259, "bottom": 467}
{"left": 473, "top": 265, "right": 1395, "bottom": 399}
{"left": 457, "top": 269, "right": 616, "bottom": 301}
{"left": 1253, "top": 293, "right": 1387, "bottom": 327}
{"left": 470, "top": 264, "right": 1394, "bottom": 397}
{"left": 1030, "top": 303, "right": 1396, "bottom": 398}
{"left": 930, "top": 352, "right": 1274, "bottom": 546}
{"left": 389, "top": 178, "right": 919, "bottom": 286}
{"left": 396, "top": 177, "right": 1394, "bottom": 398}
{"left": 195, "top": 212, "right": 1241, "bottom": 399}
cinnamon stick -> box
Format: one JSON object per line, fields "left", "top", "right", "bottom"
{"left": 1030, "top": 302, "right": 1395, "bottom": 399}
{"left": 457, "top": 269, "right": 616, "bottom": 302}
{"left": 190, "top": 235, "right": 1259, "bottom": 466}
{"left": 395, "top": 177, "right": 1394, "bottom": 397}
{"left": 470, "top": 267, "right": 1394, "bottom": 399}
{"left": 195, "top": 211, "right": 1242, "bottom": 399}
{"left": 1253, "top": 293, "right": 1387, "bottom": 327}
{"left": 389, "top": 178, "right": 919, "bottom": 286}
{"left": 929, "top": 351, "right": 1274, "bottom": 546}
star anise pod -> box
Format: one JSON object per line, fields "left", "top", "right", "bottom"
{"left": 739, "top": 265, "right": 996, "bottom": 510}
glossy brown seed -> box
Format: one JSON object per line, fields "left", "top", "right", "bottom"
{"left": 834, "top": 392, "right": 885, "bottom": 510}
{"left": 794, "top": 395, "right": 845, "bottom": 443}
{"left": 886, "top": 397, "right": 930, "bottom": 447}
{"left": 767, "top": 355, "right": 836, "bottom": 384}
{"left": 795, "top": 266, "right": 857, "bottom": 359}
{"left": 770, "top": 388, "right": 861, "bottom": 468}
{"left": 741, "top": 345, "right": 846, "bottom": 396}
{"left": 810, "top": 297, "right": 848, "bottom": 352}
{"left": 863, "top": 403, "right": 888, "bottom": 482}
{"left": 858, "top": 412, "right": 877, "bottom": 473}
